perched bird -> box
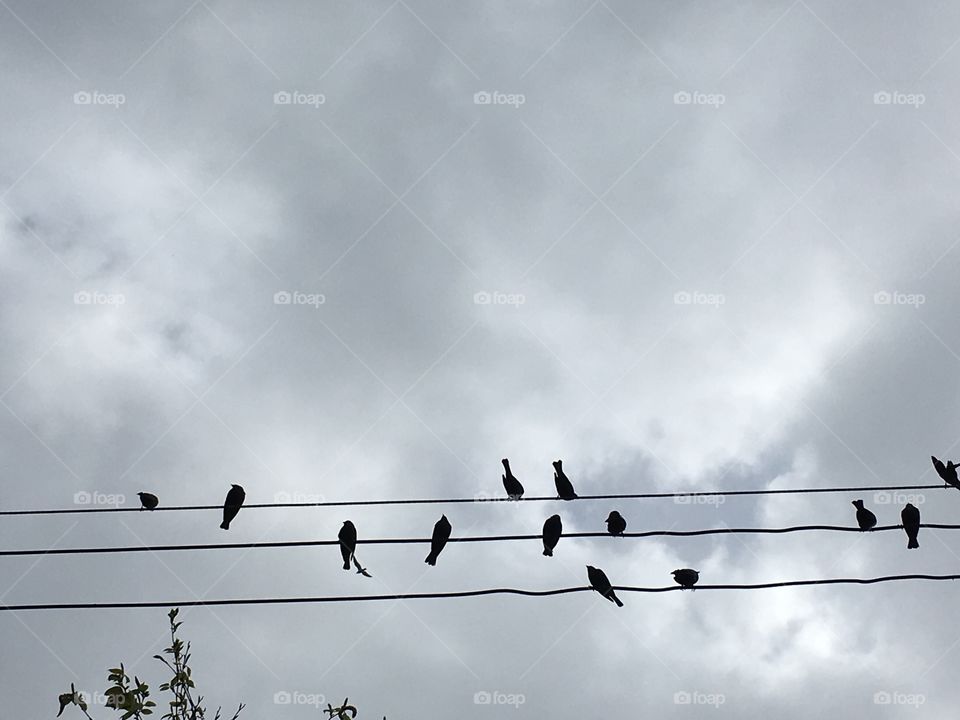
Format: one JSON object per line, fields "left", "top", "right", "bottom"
{"left": 137, "top": 492, "right": 159, "bottom": 511}
{"left": 586, "top": 565, "right": 623, "bottom": 607}
{"left": 851, "top": 499, "right": 877, "bottom": 531}
{"left": 542, "top": 514, "right": 562, "bottom": 556}
{"left": 553, "top": 460, "right": 578, "bottom": 500}
{"left": 219, "top": 484, "right": 245, "bottom": 530}
{"left": 672, "top": 568, "right": 699, "bottom": 589}
{"left": 605, "top": 510, "right": 626, "bottom": 536}
{"left": 931, "top": 455, "right": 960, "bottom": 490}
{"left": 901, "top": 503, "right": 921, "bottom": 549}
{"left": 425, "top": 515, "right": 452, "bottom": 566}
{"left": 501, "top": 458, "right": 524, "bottom": 500}
{"left": 338, "top": 521, "right": 357, "bottom": 570}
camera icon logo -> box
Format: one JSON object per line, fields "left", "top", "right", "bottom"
{"left": 73, "top": 91, "right": 92, "bottom": 105}
{"left": 673, "top": 91, "right": 691, "bottom": 105}
{"left": 474, "top": 691, "right": 492, "bottom": 705}
{"left": 274, "top": 91, "right": 292, "bottom": 105}
{"left": 274, "top": 291, "right": 292, "bottom": 305}
{"left": 474, "top": 91, "right": 492, "bottom": 105}
{"left": 273, "top": 691, "right": 292, "bottom": 705}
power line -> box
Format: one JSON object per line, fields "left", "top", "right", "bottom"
{"left": 2, "top": 523, "right": 956, "bottom": 557}
{"left": 0, "top": 483, "right": 944, "bottom": 516}
{"left": 3, "top": 573, "right": 960, "bottom": 611}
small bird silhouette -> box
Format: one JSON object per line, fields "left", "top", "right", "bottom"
{"left": 553, "top": 460, "right": 577, "bottom": 500}
{"left": 851, "top": 499, "right": 877, "bottom": 531}
{"left": 931, "top": 455, "right": 960, "bottom": 490}
{"left": 605, "top": 510, "right": 626, "bottom": 536}
{"left": 901, "top": 503, "right": 921, "bottom": 549}
{"left": 220, "top": 484, "right": 245, "bottom": 530}
{"left": 425, "top": 515, "right": 452, "bottom": 566}
{"left": 672, "top": 568, "right": 699, "bottom": 589}
{"left": 351, "top": 555, "right": 372, "bottom": 578}
{"left": 338, "top": 521, "right": 357, "bottom": 570}
{"left": 137, "top": 492, "right": 159, "bottom": 511}
{"left": 501, "top": 458, "right": 524, "bottom": 500}
{"left": 542, "top": 514, "right": 562, "bottom": 556}
{"left": 586, "top": 565, "right": 623, "bottom": 606}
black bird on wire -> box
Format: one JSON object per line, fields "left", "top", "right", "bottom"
{"left": 542, "top": 514, "right": 562, "bottom": 556}
{"left": 553, "top": 460, "right": 578, "bottom": 500}
{"left": 137, "top": 492, "right": 159, "bottom": 511}
{"left": 605, "top": 510, "right": 626, "bottom": 536}
{"left": 586, "top": 565, "right": 623, "bottom": 607}
{"left": 672, "top": 568, "right": 699, "bottom": 589}
{"left": 425, "top": 515, "right": 452, "bottom": 566}
{"left": 851, "top": 499, "right": 877, "bottom": 530}
{"left": 901, "top": 503, "right": 921, "bottom": 549}
{"left": 338, "top": 521, "right": 357, "bottom": 570}
{"left": 502, "top": 458, "right": 524, "bottom": 500}
{"left": 219, "top": 484, "right": 245, "bottom": 530}
{"left": 931, "top": 455, "right": 960, "bottom": 490}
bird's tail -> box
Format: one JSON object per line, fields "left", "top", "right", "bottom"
{"left": 611, "top": 593, "right": 624, "bottom": 608}
{"left": 543, "top": 547, "right": 553, "bottom": 557}
{"left": 220, "top": 521, "right": 230, "bottom": 530}
{"left": 425, "top": 553, "right": 437, "bottom": 566}
{"left": 908, "top": 537, "right": 919, "bottom": 549}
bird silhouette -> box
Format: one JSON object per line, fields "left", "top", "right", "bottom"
{"left": 137, "top": 492, "right": 158, "bottom": 511}
{"left": 425, "top": 514, "right": 452, "bottom": 566}
{"left": 672, "top": 568, "right": 699, "bottom": 589}
{"left": 501, "top": 458, "right": 524, "bottom": 500}
{"left": 605, "top": 510, "right": 626, "bottom": 536}
{"left": 338, "top": 521, "right": 357, "bottom": 570}
{"left": 586, "top": 565, "right": 623, "bottom": 606}
{"left": 901, "top": 503, "right": 921, "bottom": 549}
{"left": 542, "top": 514, "right": 562, "bottom": 556}
{"left": 851, "top": 499, "right": 877, "bottom": 531}
{"left": 931, "top": 455, "right": 960, "bottom": 490}
{"left": 553, "top": 460, "right": 577, "bottom": 500}
{"left": 351, "top": 555, "right": 372, "bottom": 578}
{"left": 219, "top": 484, "right": 245, "bottom": 530}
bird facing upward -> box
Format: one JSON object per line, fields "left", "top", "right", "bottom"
{"left": 586, "top": 565, "right": 623, "bottom": 607}
{"left": 542, "top": 514, "right": 562, "bottom": 556}
{"left": 425, "top": 515, "right": 452, "bottom": 566}
{"left": 851, "top": 499, "right": 877, "bottom": 531}
{"left": 605, "top": 510, "right": 626, "bottom": 536}
{"left": 931, "top": 455, "right": 960, "bottom": 490}
{"left": 501, "top": 458, "right": 524, "bottom": 500}
{"left": 338, "top": 521, "right": 357, "bottom": 570}
{"left": 553, "top": 460, "right": 578, "bottom": 500}
{"left": 220, "top": 484, "right": 245, "bottom": 530}
{"left": 901, "top": 503, "right": 921, "bottom": 549}
{"left": 137, "top": 492, "right": 159, "bottom": 511}
{"left": 672, "top": 568, "right": 699, "bottom": 589}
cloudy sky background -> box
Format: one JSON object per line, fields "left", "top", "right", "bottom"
{"left": 3, "top": 0, "right": 960, "bottom": 716}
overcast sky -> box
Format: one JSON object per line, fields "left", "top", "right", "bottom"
{"left": 3, "top": 1, "right": 960, "bottom": 717}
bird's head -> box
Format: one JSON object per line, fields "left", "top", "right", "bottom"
{"left": 231, "top": 484, "right": 242, "bottom": 489}
{"left": 586, "top": 565, "right": 595, "bottom": 572}
{"left": 852, "top": 499, "right": 864, "bottom": 508}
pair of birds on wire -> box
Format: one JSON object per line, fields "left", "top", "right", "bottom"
{"left": 851, "top": 498, "right": 921, "bottom": 549}
{"left": 540, "top": 511, "right": 626, "bottom": 556}
{"left": 586, "top": 566, "right": 700, "bottom": 607}
{"left": 335, "top": 515, "right": 452, "bottom": 575}
{"left": 502, "top": 458, "right": 577, "bottom": 500}
{"left": 138, "top": 484, "right": 247, "bottom": 530}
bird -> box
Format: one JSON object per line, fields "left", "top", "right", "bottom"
{"left": 351, "top": 555, "right": 372, "bottom": 578}
{"left": 851, "top": 499, "right": 877, "bottom": 531}
{"left": 137, "top": 492, "right": 159, "bottom": 511}
{"left": 501, "top": 458, "right": 524, "bottom": 500}
{"left": 672, "top": 568, "right": 699, "bottom": 589}
{"left": 425, "top": 515, "right": 452, "bottom": 566}
{"left": 219, "top": 484, "right": 245, "bottom": 530}
{"left": 605, "top": 510, "right": 626, "bottom": 536}
{"left": 931, "top": 455, "right": 960, "bottom": 490}
{"left": 542, "top": 514, "right": 562, "bottom": 556}
{"left": 338, "top": 521, "right": 357, "bottom": 570}
{"left": 586, "top": 565, "right": 623, "bottom": 607}
{"left": 553, "top": 460, "right": 577, "bottom": 500}
{"left": 901, "top": 503, "right": 921, "bottom": 549}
